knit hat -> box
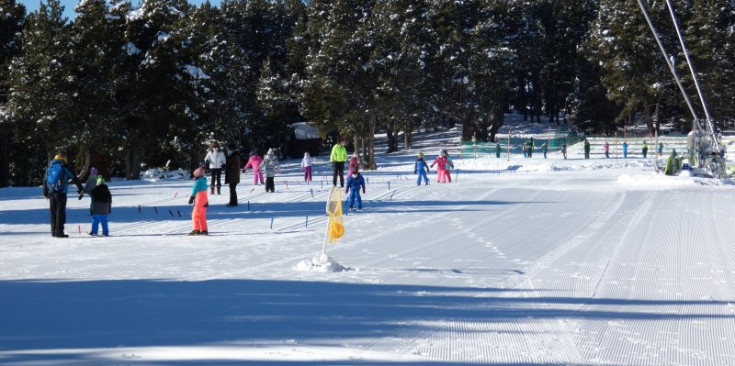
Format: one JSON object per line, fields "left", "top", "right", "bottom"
{"left": 54, "top": 153, "right": 67, "bottom": 163}
{"left": 90, "top": 167, "right": 98, "bottom": 175}
{"left": 304, "top": 152, "right": 310, "bottom": 157}
{"left": 267, "top": 148, "right": 274, "bottom": 155}
{"left": 418, "top": 152, "right": 424, "bottom": 158}
{"left": 96, "top": 176, "right": 105, "bottom": 185}
{"left": 193, "top": 167, "right": 205, "bottom": 178}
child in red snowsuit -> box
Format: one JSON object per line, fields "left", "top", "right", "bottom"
{"left": 430, "top": 150, "right": 453, "bottom": 183}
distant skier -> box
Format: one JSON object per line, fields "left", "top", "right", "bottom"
{"left": 444, "top": 150, "right": 454, "bottom": 183}
{"left": 188, "top": 166, "right": 209, "bottom": 235}
{"left": 527, "top": 137, "right": 535, "bottom": 158}
{"left": 604, "top": 141, "right": 610, "bottom": 158}
{"left": 88, "top": 176, "right": 112, "bottom": 237}
{"left": 430, "top": 150, "right": 453, "bottom": 183}
{"left": 243, "top": 151, "right": 264, "bottom": 185}
{"left": 622, "top": 141, "right": 629, "bottom": 159}
{"left": 584, "top": 139, "right": 591, "bottom": 159}
{"left": 349, "top": 152, "right": 361, "bottom": 174}
{"left": 642, "top": 141, "right": 649, "bottom": 158}
{"left": 542, "top": 143, "right": 548, "bottom": 159}
{"left": 496, "top": 143, "right": 501, "bottom": 158}
{"left": 224, "top": 143, "right": 242, "bottom": 207}
{"left": 657, "top": 142, "right": 664, "bottom": 156}
{"left": 345, "top": 167, "right": 366, "bottom": 210}
{"left": 204, "top": 140, "right": 226, "bottom": 195}
{"left": 415, "top": 152, "right": 430, "bottom": 185}
{"left": 561, "top": 142, "right": 567, "bottom": 160}
{"left": 301, "top": 152, "right": 315, "bottom": 182}
{"left": 263, "top": 148, "right": 280, "bottom": 193}
{"left": 43, "top": 152, "right": 84, "bottom": 238}
{"left": 330, "top": 138, "right": 349, "bottom": 187}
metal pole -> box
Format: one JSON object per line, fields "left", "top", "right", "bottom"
{"left": 664, "top": 0, "right": 720, "bottom": 151}
{"left": 635, "top": 0, "right": 703, "bottom": 133}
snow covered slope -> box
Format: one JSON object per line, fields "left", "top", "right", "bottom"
{"left": 2, "top": 128, "right": 735, "bottom": 365}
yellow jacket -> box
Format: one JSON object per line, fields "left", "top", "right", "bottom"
{"left": 330, "top": 144, "right": 348, "bottom": 162}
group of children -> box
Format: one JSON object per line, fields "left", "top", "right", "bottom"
{"left": 415, "top": 149, "right": 455, "bottom": 185}
{"left": 83, "top": 145, "right": 456, "bottom": 237}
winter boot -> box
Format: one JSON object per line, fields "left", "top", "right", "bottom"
{"left": 210, "top": 187, "right": 215, "bottom": 195}
{"left": 187, "top": 230, "right": 200, "bottom": 236}
{"left": 200, "top": 230, "right": 208, "bottom": 235}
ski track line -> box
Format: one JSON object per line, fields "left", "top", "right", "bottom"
{"left": 503, "top": 185, "right": 631, "bottom": 364}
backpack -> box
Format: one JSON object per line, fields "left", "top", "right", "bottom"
{"left": 47, "top": 163, "right": 65, "bottom": 191}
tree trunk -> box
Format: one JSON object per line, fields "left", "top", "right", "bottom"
{"left": 654, "top": 101, "right": 661, "bottom": 136}
{"left": 643, "top": 101, "right": 655, "bottom": 137}
{"left": 385, "top": 120, "right": 398, "bottom": 153}
{"left": 366, "top": 114, "right": 377, "bottom": 170}
{"left": 403, "top": 121, "right": 413, "bottom": 150}
{"left": 125, "top": 144, "right": 142, "bottom": 180}
{"left": 0, "top": 132, "right": 9, "bottom": 187}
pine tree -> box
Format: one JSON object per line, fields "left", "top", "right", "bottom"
{"left": 0, "top": 0, "right": 26, "bottom": 186}
{"left": 6, "top": 0, "right": 77, "bottom": 153}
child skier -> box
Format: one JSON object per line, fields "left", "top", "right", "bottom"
{"left": 188, "top": 166, "right": 208, "bottom": 235}
{"left": 349, "top": 152, "right": 361, "bottom": 173}
{"left": 243, "top": 151, "right": 264, "bottom": 185}
{"left": 301, "top": 152, "right": 315, "bottom": 182}
{"left": 415, "top": 152, "right": 430, "bottom": 185}
{"left": 263, "top": 148, "right": 280, "bottom": 193}
{"left": 345, "top": 166, "right": 366, "bottom": 210}
{"left": 604, "top": 141, "right": 610, "bottom": 158}
{"left": 430, "top": 150, "right": 452, "bottom": 183}
{"left": 88, "top": 176, "right": 112, "bottom": 236}
{"left": 444, "top": 150, "right": 454, "bottom": 183}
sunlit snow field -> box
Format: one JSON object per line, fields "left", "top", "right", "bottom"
{"left": 3, "top": 123, "right": 735, "bottom": 365}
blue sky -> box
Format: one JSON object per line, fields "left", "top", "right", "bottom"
{"left": 19, "top": 0, "right": 221, "bottom": 19}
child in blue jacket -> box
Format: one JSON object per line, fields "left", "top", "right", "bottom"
{"left": 415, "top": 152, "right": 430, "bottom": 185}
{"left": 345, "top": 167, "right": 366, "bottom": 210}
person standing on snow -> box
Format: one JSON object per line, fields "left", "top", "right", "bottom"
{"left": 430, "top": 150, "right": 453, "bottom": 183}
{"left": 301, "top": 152, "right": 315, "bottom": 182}
{"left": 415, "top": 152, "right": 430, "bottom": 185}
{"left": 224, "top": 143, "right": 242, "bottom": 207}
{"left": 349, "top": 152, "right": 361, "bottom": 174}
{"left": 622, "top": 141, "right": 628, "bottom": 159}
{"left": 444, "top": 150, "right": 454, "bottom": 183}
{"left": 263, "top": 148, "right": 280, "bottom": 193}
{"left": 43, "top": 152, "right": 84, "bottom": 238}
{"left": 584, "top": 139, "right": 591, "bottom": 159}
{"left": 561, "top": 142, "right": 567, "bottom": 160}
{"left": 642, "top": 141, "right": 649, "bottom": 158}
{"left": 496, "top": 143, "right": 501, "bottom": 158}
{"left": 204, "top": 140, "right": 226, "bottom": 195}
{"left": 542, "top": 143, "right": 548, "bottom": 159}
{"left": 604, "top": 141, "right": 610, "bottom": 158}
{"left": 330, "top": 138, "right": 349, "bottom": 187}
{"left": 527, "top": 137, "right": 535, "bottom": 158}
{"left": 345, "top": 166, "right": 366, "bottom": 210}
{"left": 657, "top": 142, "right": 664, "bottom": 156}
{"left": 188, "top": 166, "right": 209, "bottom": 235}
{"left": 88, "top": 176, "right": 112, "bottom": 237}
{"left": 243, "top": 151, "right": 264, "bottom": 185}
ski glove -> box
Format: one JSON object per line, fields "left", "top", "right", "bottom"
{"left": 188, "top": 196, "right": 195, "bottom": 205}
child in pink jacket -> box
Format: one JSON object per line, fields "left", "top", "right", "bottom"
{"left": 243, "top": 151, "right": 264, "bottom": 185}
{"left": 430, "top": 150, "right": 453, "bottom": 183}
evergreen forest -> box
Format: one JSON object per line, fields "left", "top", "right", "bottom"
{"left": 1, "top": 0, "right": 735, "bottom": 186}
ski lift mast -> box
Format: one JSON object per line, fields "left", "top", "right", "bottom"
{"left": 635, "top": 0, "right": 726, "bottom": 177}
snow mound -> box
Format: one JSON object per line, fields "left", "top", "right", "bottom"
{"left": 295, "top": 253, "right": 350, "bottom": 272}
{"left": 141, "top": 168, "right": 190, "bottom": 181}
{"left": 617, "top": 173, "right": 698, "bottom": 188}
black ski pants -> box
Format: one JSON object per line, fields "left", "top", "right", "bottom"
{"left": 210, "top": 168, "right": 222, "bottom": 192}
{"left": 265, "top": 177, "right": 275, "bottom": 192}
{"left": 49, "top": 192, "right": 67, "bottom": 237}
{"left": 228, "top": 182, "right": 238, "bottom": 205}
{"left": 332, "top": 161, "right": 345, "bottom": 187}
